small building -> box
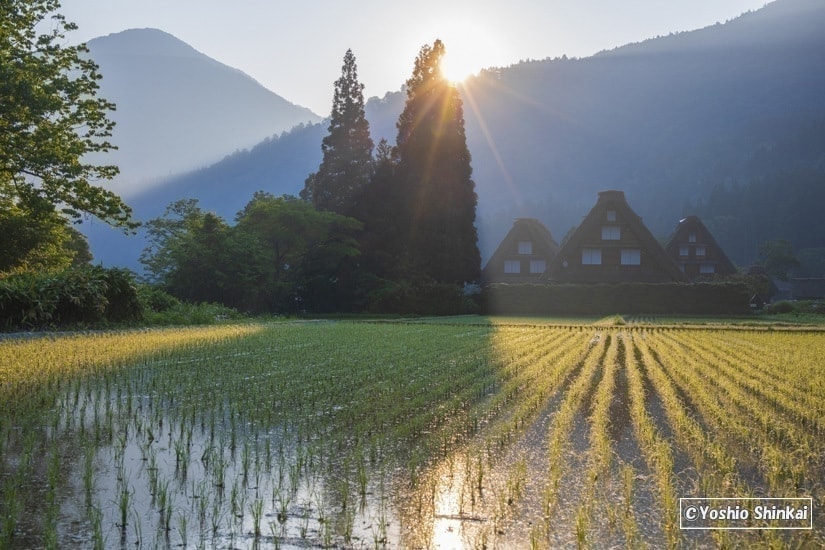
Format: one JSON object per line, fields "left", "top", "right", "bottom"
{"left": 482, "top": 218, "right": 559, "bottom": 283}
{"left": 664, "top": 216, "right": 737, "bottom": 280}
{"left": 544, "top": 190, "right": 686, "bottom": 283}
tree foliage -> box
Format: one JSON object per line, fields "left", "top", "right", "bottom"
{"left": 393, "top": 40, "right": 480, "bottom": 284}
{"left": 300, "top": 49, "right": 374, "bottom": 215}
{"left": 350, "top": 139, "right": 404, "bottom": 281}
{"left": 0, "top": 193, "right": 91, "bottom": 275}
{"left": 140, "top": 194, "right": 362, "bottom": 313}
{"left": 0, "top": 0, "right": 133, "bottom": 228}
{"left": 759, "top": 239, "right": 800, "bottom": 281}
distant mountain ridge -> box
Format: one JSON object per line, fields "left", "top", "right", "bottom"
{"left": 84, "top": 0, "right": 825, "bottom": 272}
{"left": 85, "top": 28, "right": 321, "bottom": 189}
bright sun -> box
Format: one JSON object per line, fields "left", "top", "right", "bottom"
{"left": 434, "top": 21, "right": 497, "bottom": 83}
{"left": 440, "top": 50, "right": 477, "bottom": 83}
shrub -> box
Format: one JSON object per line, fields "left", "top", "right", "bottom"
{"left": 481, "top": 282, "right": 751, "bottom": 315}
{"left": 764, "top": 300, "right": 796, "bottom": 314}
{"left": 0, "top": 266, "right": 144, "bottom": 330}
{"left": 138, "top": 286, "right": 181, "bottom": 313}
{"left": 144, "top": 301, "right": 243, "bottom": 326}
{"left": 102, "top": 268, "right": 144, "bottom": 323}
{"left": 761, "top": 300, "right": 825, "bottom": 315}
{"left": 367, "top": 280, "right": 469, "bottom": 315}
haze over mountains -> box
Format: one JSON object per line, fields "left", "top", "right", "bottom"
{"left": 82, "top": 0, "right": 825, "bottom": 273}
{"left": 85, "top": 28, "right": 321, "bottom": 189}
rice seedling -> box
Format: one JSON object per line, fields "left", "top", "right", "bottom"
{"left": 250, "top": 497, "right": 264, "bottom": 537}
{"left": 1, "top": 319, "right": 822, "bottom": 547}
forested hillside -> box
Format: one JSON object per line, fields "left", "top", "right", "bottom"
{"left": 462, "top": 0, "right": 825, "bottom": 265}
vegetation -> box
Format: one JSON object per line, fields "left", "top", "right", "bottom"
{"left": 0, "top": 265, "right": 245, "bottom": 331}
{"left": 300, "top": 49, "right": 374, "bottom": 215}
{"left": 483, "top": 281, "right": 752, "bottom": 315}
{"left": 139, "top": 41, "right": 483, "bottom": 316}
{"left": 140, "top": 195, "right": 362, "bottom": 314}
{"left": 0, "top": 265, "right": 142, "bottom": 329}
{"left": 0, "top": 202, "right": 92, "bottom": 275}
{"left": 392, "top": 39, "right": 481, "bottom": 284}
{"left": 0, "top": 0, "right": 134, "bottom": 229}
{"left": 0, "top": 319, "right": 822, "bottom": 547}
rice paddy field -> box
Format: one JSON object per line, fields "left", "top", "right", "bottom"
{"left": 1, "top": 317, "right": 823, "bottom": 548}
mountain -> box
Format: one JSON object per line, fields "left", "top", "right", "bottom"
{"left": 85, "top": 28, "right": 321, "bottom": 189}
{"left": 85, "top": 0, "right": 825, "bottom": 272}
{"left": 461, "top": 0, "right": 825, "bottom": 264}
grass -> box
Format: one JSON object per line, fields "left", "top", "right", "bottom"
{"left": 0, "top": 317, "right": 822, "bottom": 547}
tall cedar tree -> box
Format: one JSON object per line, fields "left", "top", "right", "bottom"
{"left": 395, "top": 40, "right": 481, "bottom": 283}
{"left": 301, "top": 49, "right": 373, "bottom": 215}
{"left": 349, "top": 138, "right": 404, "bottom": 281}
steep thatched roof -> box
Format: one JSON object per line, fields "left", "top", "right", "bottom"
{"left": 545, "top": 190, "right": 686, "bottom": 283}
{"left": 482, "top": 218, "right": 559, "bottom": 282}
{"left": 664, "top": 215, "right": 738, "bottom": 278}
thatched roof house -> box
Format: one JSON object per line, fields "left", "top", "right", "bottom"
{"left": 482, "top": 218, "right": 559, "bottom": 283}
{"left": 544, "top": 190, "right": 686, "bottom": 283}
{"left": 664, "top": 216, "right": 737, "bottom": 279}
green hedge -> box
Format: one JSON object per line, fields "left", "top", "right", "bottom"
{"left": 482, "top": 282, "right": 751, "bottom": 315}
{"left": 367, "top": 280, "right": 473, "bottom": 315}
{"left": 0, "top": 266, "right": 143, "bottom": 330}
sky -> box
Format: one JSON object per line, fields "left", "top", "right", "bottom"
{"left": 58, "top": 0, "right": 770, "bottom": 116}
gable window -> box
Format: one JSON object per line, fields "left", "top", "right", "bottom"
{"left": 700, "top": 263, "right": 715, "bottom": 274}
{"left": 695, "top": 246, "right": 706, "bottom": 257}
{"left": 529, "top": 259, "right": 546, "bottom": 274}
{"left": 582, "top": 248, "right": 602, "bottom": 265}
{"left": 504, "top": 260, "right": 521, "bottom": 274}
{"left": 517, "top": 241, "right": 533, "bottom": 255}
{"left": 679, "top": 246, "right": 689, "bottom": 257}
{"left": 606, "top": 210, "right": 616, "bottom": 222}
{"left": 601, "top": 226, "right": 621, "bottom": 240}
{"left": 689, "top": 232, "right": 697, "bottom": 243}
{"left": 621, "top": 249, "right": 641, "bottom": 265}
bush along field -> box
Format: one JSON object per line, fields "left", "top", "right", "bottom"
{"left": 0, "top": 320, "right": 823, "bottom": 548}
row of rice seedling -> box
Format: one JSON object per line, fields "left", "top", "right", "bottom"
{"left": 685, "top": 332, "right": 824, "bottom": 479}
{"left": 630, "top": 331, "right": 757, "bottom": 548}
{"left": 624, "top": 332, "right": 679, "bottom": 546}
{"left": 2, "top": 321, "right": 530, "bottom": 547}
{"left": 394, "top": 325, "right": 594, "bottom": 547}
{"left": 639, "top": 328, "right": 825, "bottom": 547}
{"left": 1, "top": 320, "right": 823, "bottom": 547}
{"left": 573, "top": 332, "right": 624, "bottom": 546}
{"left": 541, "top": 331, "right": 609, "bottom": 540}
{"left": 653, "top": 330, "right": 813, "bottom": 495}
{"left": 696, "top": 330, "right": 825, "bottom": 433}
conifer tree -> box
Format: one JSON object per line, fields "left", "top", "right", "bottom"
{"left": 394, "top": 40, "right": 481, "bottom": 283}
{"left": 301, "top": 49, "right": 374, "bottom": 215}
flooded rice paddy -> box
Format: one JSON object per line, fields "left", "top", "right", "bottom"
{"left": 1, "top": 319, "right": 823, "bottom": 548}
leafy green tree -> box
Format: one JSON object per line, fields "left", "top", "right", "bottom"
{"left": 394, "top": 40, "right": 481, "bottom": 284}
{"left": 300, "top": 49, "right": 374, "bottom": 215}
{"left": 759, "top": 239, "right": 800, "bottom": 281}
{"left": 140, "top": 199, "right": 204, "bottom": 285}
{"left": 235, "top": 193, "right": 362, "bottom": 312}
{"left": 141, "top": 195, "right": 363, "bottom": 313}
{"left": 0, "top": 0, "right": 133, "bottom": 229}
{"left": 140, "top": 199, "right": 233, "bottom": 304}
{"left": 0, "top": 194, "right": 90, "bottom": 275}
